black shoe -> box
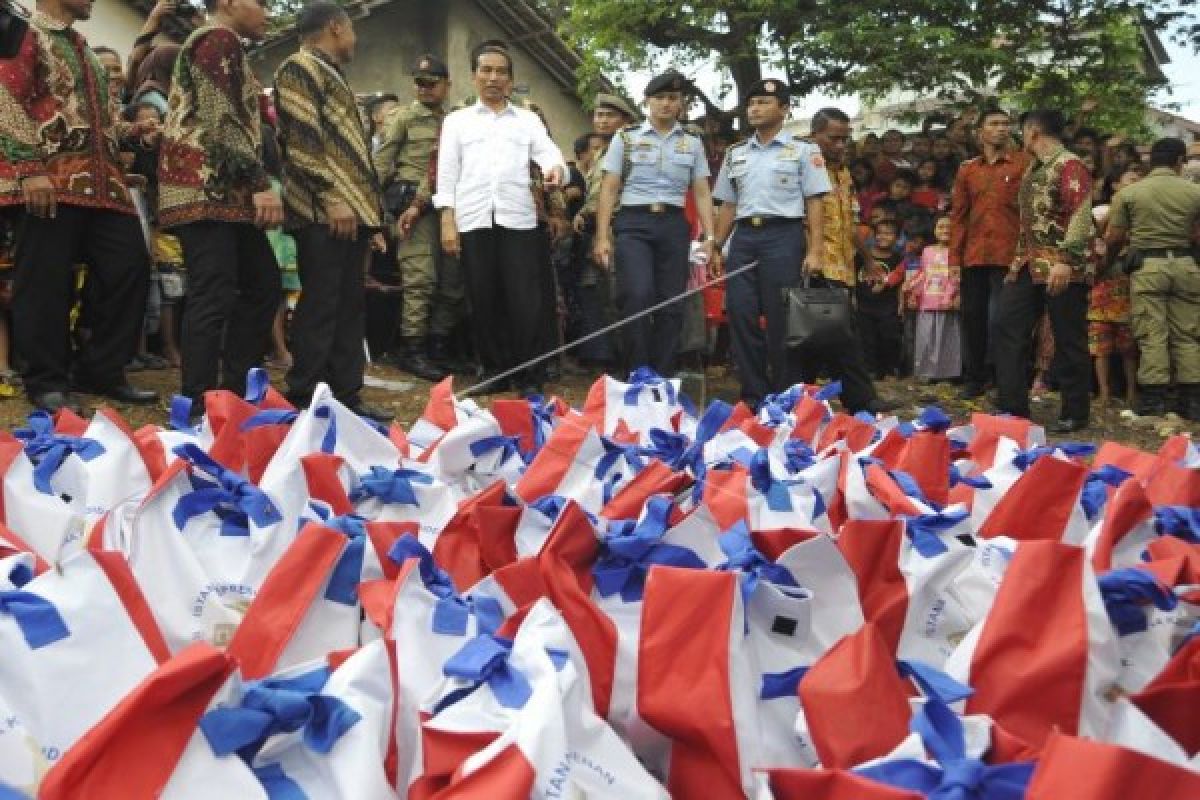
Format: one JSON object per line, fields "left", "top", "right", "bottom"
{"left": 1049, "top": 417, "right": 1089, "bottom": 434}
{"left": 958, "top": 382, "right": 986, "bottom": 401}
{"left": 1178, "top": 384, "right": 1200, "bottom": 422}
{"left": 1136, "top": 385, "right": 1168, "bottom": 417}
{"left": 29, "top": 391, "right": 83, "bottom": 415}
{"left": 390, "top": 338, "right": 447, "bottom": 382}
{"left": 76, "top": 381, "right": 159, "bottom": 405}
{"left": 346, "top": 400, "right": 393, "bottom": 424}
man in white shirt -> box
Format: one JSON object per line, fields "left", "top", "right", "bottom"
{"left": 434, "top": 44, "right": 567, "bottom": 395}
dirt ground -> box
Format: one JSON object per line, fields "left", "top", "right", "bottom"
{"left": 0, "top": 360, "right": 1193, "bottom": 453}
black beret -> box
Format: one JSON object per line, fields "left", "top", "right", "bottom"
{"left": 412, "top": 54, "right": 449, "bottom": 79}
{"left": 745, "top": 78, "right": 790, "bottom": 104}
{"left": 643, "top": 70, "right": 689, "bottom": 97}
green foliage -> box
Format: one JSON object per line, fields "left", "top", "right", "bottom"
{"left": 548, "top": 0, "right": 1195, "bottom": 134}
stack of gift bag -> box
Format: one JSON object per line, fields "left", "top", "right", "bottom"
{"left": 1, "top": 366, "right": 1198, "bottom": 799}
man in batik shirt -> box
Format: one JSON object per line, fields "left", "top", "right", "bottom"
{"left": 0, "top": 0, "right": 158, "bottom": 412}
{"left": 994, "top": 109, "right": 1094, "bottom": 433}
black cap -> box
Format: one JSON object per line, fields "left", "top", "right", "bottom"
{"left": 412, "top": 54, "right": 449, "bottom": 79}
{"left": 643, "top": 70, "right": 689, "bottom": 98}
{"left": 745, "top": 78, "right": 790, "bottom": 104}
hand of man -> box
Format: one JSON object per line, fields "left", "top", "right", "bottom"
{"left": 440, "top": 217, "right": 460, "bottom": 258}
{"left": 149, "top": 0, "right": 176, "bottom": 22}
{"left": 542, "top": 165, "right": 565, "bottom": 190}
{"left": 1004, "top": 266, "right": 1020, "bottom": 284}
{"left": 325, "top": 198, "right": 357, "bottom": 240}
{"left": 592, "top": 233, "right": 613, "bottom": 271}
{"left": 395, "top": 206, "right": 420, "bottom": 240}
{"left": 1046, "top": 262, "right": 1072, "bottom": 296}
{"left": 572, "top": 212, "right": 586, "bottom": 235}
{"left": 252, "top": 189, "right": 284, "bottom": 229}
{"left": 21, "top": 176, "right": 56, "bottom": 218}
{"left": 370, "top": 232, "right": 386, "bottom": 253}
{"left": 802, "top": 252, "right": 822, "bottom": 276}
{"left": 707, "top": 249, "right": 724, "bottom": 281}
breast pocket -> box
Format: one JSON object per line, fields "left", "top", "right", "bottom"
{"left": 668, "top": 151, "right": 695, "bottom": 182}
{"left": 773, "top": 162, "right": 802, "bottom": 191}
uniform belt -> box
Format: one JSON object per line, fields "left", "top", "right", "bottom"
{"left": 741, "top": 215, "right": 802, "bottom": 228}
{"left": 1139, "top": 247, "right": 1192, "bottom": 259}
{"left": 623, "top": 203, "right": 683, "bottom": 214}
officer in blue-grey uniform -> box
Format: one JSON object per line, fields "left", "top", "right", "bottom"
{"left": 593, "top": 70, "right": 717, "bottom": 377}
{"left": 713, "top": 78, "right": 831, "bottom": 407}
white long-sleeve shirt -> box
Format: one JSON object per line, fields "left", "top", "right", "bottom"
{"left": 433, "top": 101, "right": 567, "bottom": 233}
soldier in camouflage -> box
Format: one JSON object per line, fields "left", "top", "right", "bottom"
{"left": 373, "top": 54, "right": 461, "bottom": 381}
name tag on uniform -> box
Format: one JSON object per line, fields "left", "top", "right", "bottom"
{"left": 778, "top": 145, "right": 800, "bottom": 162}
{"left": 632, "top": 141, "right": 658, "bottom": 164}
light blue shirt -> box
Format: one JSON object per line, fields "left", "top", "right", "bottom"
{"left": 713, "top": 131, "right": 832, "bottom": 219}
{"left": 601, "top": 122, "right": 710, "bottom": 207}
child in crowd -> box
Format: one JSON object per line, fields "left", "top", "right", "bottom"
{"left": 907, "top": 215, "right": 961, "bottom": 381}
{"left": 1089, "top": 166, "right": 1143, "bottom": 408}
{"left": 911, "top": 158, "right": 948, "bottom": 212}
{"left": 899, "top": 217, "right": 932, "bottom": 378}
{"left": 856, "top": 219, "right": 905, "bottom": 380}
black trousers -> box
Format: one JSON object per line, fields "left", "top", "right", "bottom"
{"left": 287, "top": 225, "right": 369, "bottom": 404}
{"left": 994, "top": 268, "right": 1090, "bottom": 421}
{"left": 856, "top": 299, "right": 903, "bottom": 379}
{"left": 613, "top": 208, "right": 691, "bottom": 376}
{"left": 726, "top": 222, "right": 806, "bottom": 406}
{"left": 175, "top": 221, "right": 280, "bottom": 404}
{"left": 12, "top": 206, "right": 150, "bottom": 396}
{"left": 795, "top": 275, "right": 880, "bottom": 413}
{"left": 459, "top": 225, "right": 547, "bottom": 381}
{"left": 960, "top": 265, "right": 1006, "bottom": 388}
{"left": 573, "top": 230, "right": 616, "bottom": 364}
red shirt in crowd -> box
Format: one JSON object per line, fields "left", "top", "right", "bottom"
{"left": 947, "top": 148, "right": 1030, "bottom": 268}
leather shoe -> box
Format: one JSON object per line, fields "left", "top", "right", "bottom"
{"left": 958, "top": 382, "right": 986, "bottom": 401}
{"left": 1049, "top": 417, "right": 1089, "bottom": 434}
{"left": 78, "top": 382, "right": 159, "bottom": 405}
{"left": 29, "top": 391, "right": 83, "bottom": 415}
{"left": 346, "top": 401, "right": 393, "bottom": 424}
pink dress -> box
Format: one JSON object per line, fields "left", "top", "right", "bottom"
{"left": 909, "top": 246, "right": 962, "bottom": 379}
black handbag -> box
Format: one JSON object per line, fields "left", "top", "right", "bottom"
{"left": 782, "top": 275, "right": 851, "bottom": 350}
{"left": 0, "top": 1, "right": 30, "bottom": 60}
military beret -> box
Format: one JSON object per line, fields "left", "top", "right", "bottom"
{"left": 745, "top": 78, "right": 790, "bottom": 104}
{"left": 412, "top": 54, "right": 449, "bottom": 79}
{"left": 643, "top": 70, "right": 689, "bottom": 98}
{"left": 594, "top": 92, "right": 638, "bottom": 120}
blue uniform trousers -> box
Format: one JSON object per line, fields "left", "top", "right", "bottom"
{"left": 725, "top": 221, "right": 806, "bottom": 406}
{"left": 613, "top": 207, "right": 691, "bottom": 376}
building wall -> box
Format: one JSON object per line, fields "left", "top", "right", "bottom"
{"left": 444, "top": 0, "right": 590, "bottom": 155}
{"left": 74, "top": 0, "right": 145, "bottom": 57}
{"left": 246, "top": 0, "right": 589, "bottom": 156}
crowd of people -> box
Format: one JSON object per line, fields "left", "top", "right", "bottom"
{"left": 1, "top": 0, "right": 1198, "bottom": 433}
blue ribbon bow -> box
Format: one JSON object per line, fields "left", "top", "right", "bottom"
{"left": 1098, "top": 568, "right": 1179, "bottom": 636}
{"left": 13, "top": 411, "right": 106, "bottom": 495}
{"left": 386, "top": 535, "right": 503, "bottom": 635}
{"left": 594, "top": 437, "right": 646, "bottom": 481}
{"left": 949, "top": 464, "right": 993, "bottom": 490}
{"left": 623, "top": 367, "right": 676, "bottom": 407}
{"left": 593, "top": 496, "right": 705, "bottom": 602}
{"left": 1011, "top": 442, "right": 1096, "bottom": 472}
{"left": 856, "top": 694, "right": 1035, "bottom": 800}
{"left": 349, "top": 466, "right": 434, "bottom": 507}
{"left": 916, "top": 406, "right": 953, "bottom": 433}
{"left": 244, "top": 367, "right": 271, "bottom": 405}
{"left": 199, "top": 667, "right": 361, "bottom": 764}
{"left": 749, "top": 449, "right": 794, "bottom": 512}
{"left": 171, "top": 444, "right": 282, "bottom": 536}
{"left": 0, "top": 589, "right": 70, "bottom": 649}
{"left": 783, "top": 440, "right": 817, "bottom": 474}
{"left": 169, "top": 395, "right": 199, "bottom": 432}
{"left": 469, "top": 434, "right": 526, "bottom": 466}
{"left": 240, "top": 409, "right": 300, "bottom": 431}
{"left": 322, "top": 515, "right": 367, "bottom": 606}
{"left": 717, "top": 520, "right": 801, "bottom": 608}
{"left": 1155, "top": 506, "right": 1200, "bottom": 544}
{"left": 526, "top": 394, "right": 559, "bottom": 458}
{"left": 434, "top": 634, "right": 533, "bottom": 714}
{"left": 902, "top": 509, "right": 970, "bottom": 559}
{"left": 1080, "top": 465, "right": 1133, "bottom": 520}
